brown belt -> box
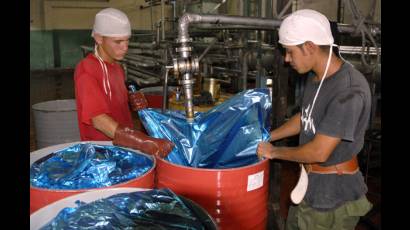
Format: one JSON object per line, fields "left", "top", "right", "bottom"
{"left": 304, "top": 156, "right": 359, "bottom": 175}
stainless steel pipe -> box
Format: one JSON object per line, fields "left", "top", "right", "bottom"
{"left": 176, "top": 13, "right": 282, "bottom": 120}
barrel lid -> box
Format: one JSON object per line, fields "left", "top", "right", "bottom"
{"left": 32, "top": 99, "right": 77, "bottom": 112}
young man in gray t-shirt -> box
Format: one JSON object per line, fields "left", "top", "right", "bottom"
{"left": 257, "top": 9, "right": 373, "bottom": 230}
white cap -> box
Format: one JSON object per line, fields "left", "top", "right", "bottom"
{"left": 279, "top": 9, "right": 333, "bottom": 46}
{"left": 92, "top": 8, "right": 131, "bottom": 37}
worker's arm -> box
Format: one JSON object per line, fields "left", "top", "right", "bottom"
{"left": 270, "top": 112, "right": 301, "bottom": 142}
{"left": 91, "top": 113, "right": 173, "bottom": 157}
{"left": 91, "top": 114, "right": 119, "bottom": 139}
{"left": 257, "top": 133, "right": 341, "bottom": 163}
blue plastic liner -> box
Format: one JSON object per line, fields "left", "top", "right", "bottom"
{"left": 40, "top": 188, "right": 207, "bottom": 230}
{"left": 139, "top": 88, "right": 272, "bottom": 169}
{"left": 30, "top": 143, "right": 153, "bottom": 190}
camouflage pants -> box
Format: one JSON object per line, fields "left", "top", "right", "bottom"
{"left": 286, "top": 196, "right": 373, "bottom": 230}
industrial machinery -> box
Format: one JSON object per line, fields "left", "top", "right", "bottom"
{"left": 81, "top": 0, "right": 380, "bottom": 123}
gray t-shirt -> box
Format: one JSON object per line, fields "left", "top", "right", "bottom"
{"left": 299, "top": 62, "right": 371, "bottom": 211}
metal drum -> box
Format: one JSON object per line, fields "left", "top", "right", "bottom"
{"left": 30, "top": 188, "right": 218, "bottom": 230}
{"left": 32, "top": 99, "right": 80, "bottom": 149}
{"left": 156, "top": 157, "right": 270, "bottom": 230}
{"left": 30, "top": 141, "right": 156, "bottom": 214}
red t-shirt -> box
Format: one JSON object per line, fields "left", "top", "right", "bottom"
{"left": 74, "top": 53, "right": 134, "bottom": 141}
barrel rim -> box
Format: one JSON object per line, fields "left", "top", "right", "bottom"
{"left": 32, "top": 99, "right": 77, "bottom": 112}
{"left": 30, "top": 142, "right": 156, "bottom": 192}
{"left": 30, "top": 187, "right": 150, "bottom": 229}
{"left": 178, "top": 195, "right": 219, "bottom": 230}
{"left": 157, "top": 157, "right": 269, "bottom": 172}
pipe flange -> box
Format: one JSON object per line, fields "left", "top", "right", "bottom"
{"left": 179, "top": 78, "right": 196, "bottom": 85}
{"left": 173, "top": 57, "right": 199, "bottom": 75}
{"left": 173, "top": 58, "right": 179, "bottom": 76}
{"left": 176, "top": 37, "right": 193, "bottom": 43}
{"left": 191, "top": 57, "right": 199, "bottom": 73}
{"left": 176, "top": 46, "right": 192, "bottom": 53}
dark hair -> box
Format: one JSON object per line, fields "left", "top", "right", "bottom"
{"left": 296, "top": 43, "right": 330, "bottom": 55}
{"left": 297, "top": 43, "right": 339, "bottom": 57}
{"left": 320, "top": 45, "right": 340, "bottom": 58}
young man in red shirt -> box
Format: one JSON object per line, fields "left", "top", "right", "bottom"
{"left": 74, "top": 8, "right": 173, "bottom": 157}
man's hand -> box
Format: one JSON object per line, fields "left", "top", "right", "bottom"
{"left": 257, "top": 142, "right": 276, "bottom": 159}
{"left": 129, "top": 92, "right": 148, "bottom": 111}
{"left": 113, "top": 124, "right": 174, "bottom": 158}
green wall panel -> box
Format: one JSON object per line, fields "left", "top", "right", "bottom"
{"left": 55, "top": 30, "right": 94, "bottom": 68}
{"left": 30, "top": 29, "right": 144, "bottom": 70}
{"left": 30, "top": 30, "right": 94, "bottom": 70}
{"left": 30, "top": 31, "right": 54, "bottom": 69}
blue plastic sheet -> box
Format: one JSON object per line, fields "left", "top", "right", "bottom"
{"left": 30, "top": 143, "right": 153, "bottom": 190}
{"left": 40, "top": 188, "right": 209, "bottom": 230}
{"left": 139, "top": 88, "right": 272, "bottom": 169}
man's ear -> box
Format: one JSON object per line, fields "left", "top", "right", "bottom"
{"left": 93, "top": 34, "right": 103, "bottom": 45}
{"left": 304, "top": 41, "right": 317, "bottom": 55}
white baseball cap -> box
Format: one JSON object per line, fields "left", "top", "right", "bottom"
{"left": 279, "top": 9, "right": 334, "bottom": 46}
{"left": 92, "top": 8, "right": 131, "bottom": 37}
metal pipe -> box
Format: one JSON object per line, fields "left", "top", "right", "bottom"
{"left": 162, "top": 68, "right": 169, "bottom": 112}
{"left": 277, "top": 0, "right": 292, "bottom": 19}
{"left": 190, "top": 20, "right": 380, "bottom": 36}
{"left": 127, "top": 48, "right": 163, "bottom": 56}
{"left": 125, "top": 54, "right": 166, "bottom": 65}
{"left": 177, "top": 13, "right": 282, "bottom": 43}
{"left": 260, "top": 0, "right": 266, "bottom": 42}
{"left": 128, "top": 42, "right": 170, "bottom": 50}
{"left": 127, "top": 65, "right": 159, "bottom": 78}
{"left": 212, "top": 66, "right": 256, "bottom": 77}
{"left": 207, "top": 0, "right": 226, "bottom": 14}
{"left": 198, "top": 39, "right": 217, "bottom": 61}
{"left": 192, "top": 24, "right": 278, "bottom": 31}
{"left": 129, "top": 42, "right": 159, "bottom": 49}
{"left": 150, "top": 0, "right": 154, "bottom": 33}
{"left": 161, "top": 0, "right": 165, "bottom": 41}
{"left": 172, "top": 0, "right": 176, "bottom": 31}
{"left": 127, "top": 69, "right": 160, "bottom": 81}
{"left": 156, "top": 22, "right": 161, "bottom": 44}
{"left": 176, "top": 13, "right": 282, "bottom": 120}
{"left": 167, "top": 47, "right": 174, "bottom": 59}
{"left": 339, "top": 45, "right": 381, "bottom": 55}
{"left": 128, "top": 74, "right": 159, "bottom": 85}
{"left": 125, "top": 58, "right": 157, "bottom": 68}
{"left": 241, "top": 51, "right": 250, "bottom": 90}
{"left": 338, "top": 23, "right": 380, "bottom": 36}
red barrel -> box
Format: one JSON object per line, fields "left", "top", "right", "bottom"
{"left": 30, "top": 141, "right": 156, "bottom": 214}
{"left": 156, "top": 157, "right": 270, "bottom": 230}
{"left": 140, "top": 86, "right": 175, "bottom": 109}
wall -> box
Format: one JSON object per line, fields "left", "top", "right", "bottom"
{"left": 30, "top": 0, "right": 173, "bottom": 69}
{"left": 296, "top": 0, "right": 380, "bottom": 23}
{"left": 31, "top": 0, "right": 173, "bottom": 30}
{"left": 225, "top": 0, "right": 380, "bottom": 23}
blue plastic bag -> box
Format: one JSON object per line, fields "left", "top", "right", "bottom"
{"left": 30, "top": 143, "right": 153, "bottom": 189}
{"left": 139, "top": 88, "right": 271, "bottom": 169}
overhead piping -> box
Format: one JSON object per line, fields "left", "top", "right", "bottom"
{"left": 175, "top": 13, "right": 282, "bottom": 120}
